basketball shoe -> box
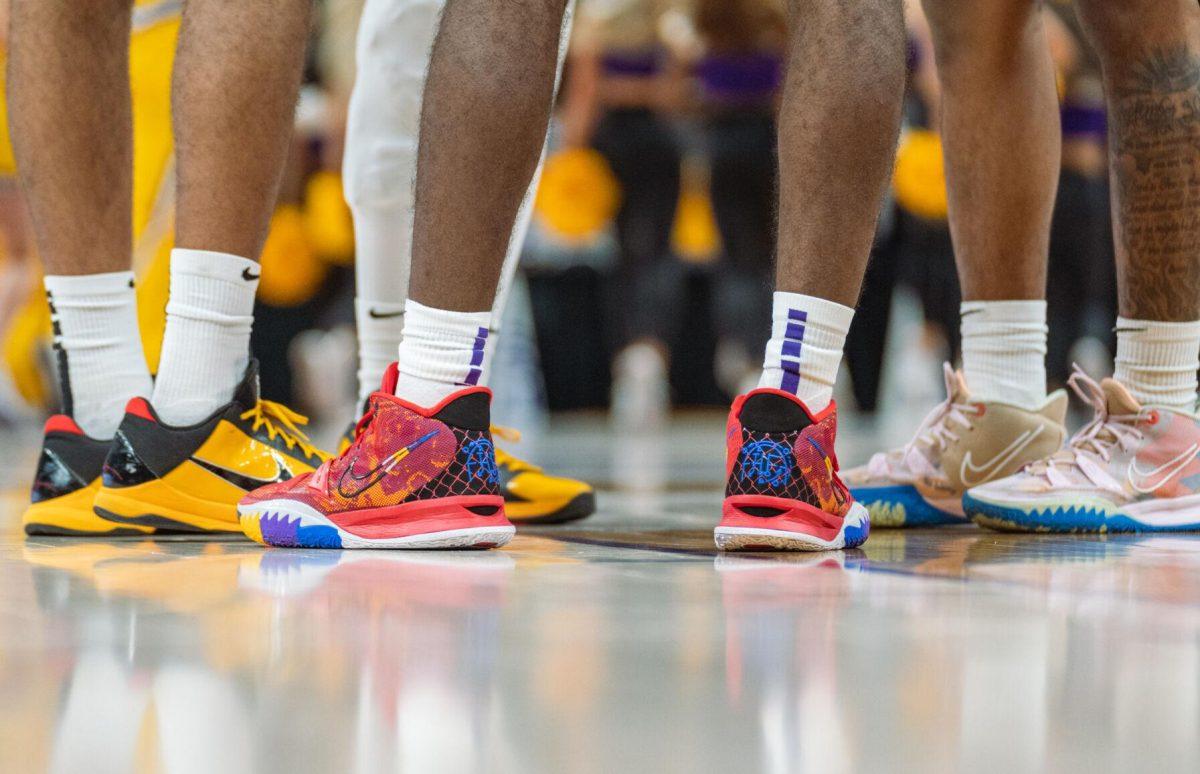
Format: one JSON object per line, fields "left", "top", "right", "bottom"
{"left": 843, "top": 364, "right": 1067, "bottom": 527}
{"left": 716, "top": 388, "right": 869, "bottom": 551}
{"left": 964, "top": 368, "right": 1200, "bottom": 532}
{"left": 92, "top": 361, "right": 328, "bottom": 533}
{"left": 238, "top": 364, "right": 514, "bottom": 549}
{"left": 337, "top": 412, "right": 595, "bottom": 525}
{"left": 23, "top": 416, "right": 152, "bottom": 536}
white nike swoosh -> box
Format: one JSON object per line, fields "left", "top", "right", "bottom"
{"left": 959, "top": 426, "right": 1044, "bottom": 488}
{"left": 1127, "top": 443, "right": 1199, "bottom": 494}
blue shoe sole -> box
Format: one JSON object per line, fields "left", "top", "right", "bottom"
{"left": 850, "top": 484, "right": 965, "bottom": 528}
{"left": 963, "top": 493, "right": 1200, "bottom": 533}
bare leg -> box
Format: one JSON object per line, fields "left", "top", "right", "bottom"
{"left": 1074, "top": 0, "right": 1200, "bottom": 409}
{"left": 409, "top": 0, "right": 568, "bottom": 312}
{"left": 775, "top": 0, "right": 906, "bottom": 305}
{"left": 1076, "top": 0, "right": 1200, "bottom": 322}
{"left": 151, "top": 0, "right": 313, "bottom": 423}
{"left": 923, "top": 0, "right": 1058, "bottom": 300}
{"left": 172, "top": 0, "right": 312, "bottom": 258}
{"left": 344, "top": 0, "right": 571, "bottom": 404}
{"left": 8, "top": 0, "right": 132, "bottom": 276}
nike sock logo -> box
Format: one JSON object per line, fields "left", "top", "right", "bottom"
{"left": 368, "top": 308, "right": 404, "bottom": 320}
{"left": 242, "top": 267, "right": 261, "bottom": 282}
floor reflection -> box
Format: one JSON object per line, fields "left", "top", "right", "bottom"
{"left": 3, "top": 518, "right": 1200, "bottom": 772}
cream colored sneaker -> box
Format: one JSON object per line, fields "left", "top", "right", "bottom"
{"left": 844, "top": 364, "right": 1068, "bottom": 527}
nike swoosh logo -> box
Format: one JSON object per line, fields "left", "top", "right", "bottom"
{"left": 959, "top": 425, "right": 1044, "bottom": 487}
{"left": 1128, "top": 443, "right": 1199, "bottom": 494}
{"left": 368, "top": 308, "right": 404, "bottom": 319}
{"left": 242, "top": 267, "right": 261, "bottom": 281}
{"left": 192, "top": 451, "right": 292, "bottom": 491}
{"left": 336, "top": 430, "right": 439, "bottom": 498}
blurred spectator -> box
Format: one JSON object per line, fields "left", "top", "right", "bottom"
{"left": 691, "top": 0, "right": 785, "bottom": 395}
{"left": 562, "top": 0, "right": 686, "bottom": 425}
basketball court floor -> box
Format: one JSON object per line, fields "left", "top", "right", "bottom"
{"left": 2, "top": 410, "right": 1199, "bottom": 773}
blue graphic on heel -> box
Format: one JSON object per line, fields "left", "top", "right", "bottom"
{"left": 842, "top": 518, "right": 870, "bottom": 548}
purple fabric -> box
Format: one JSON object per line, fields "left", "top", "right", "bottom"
{"left": 696, "top": 52, "right": 781, "bottom": 103}
{"left": 1061, "top": 104, "right": 1107, "bottom": 138}
{"left": 601, "top": 49, "right": 662, "bottom": 77}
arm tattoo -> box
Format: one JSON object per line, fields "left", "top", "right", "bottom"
{"left": 1109, "top": 45, "right": 1200, "bottom": 321}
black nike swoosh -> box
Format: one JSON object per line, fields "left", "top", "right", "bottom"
{"left": 191, "top": 454, "right": 292, "bottom": 491}
{"left": 242, "top": 267, "right": 261, "bottom": 281}
{"left": 368, "top": 308, "right": 404, "bottom": 319}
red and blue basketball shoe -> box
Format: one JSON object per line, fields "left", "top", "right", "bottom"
{"left": 716, "top": 389, "right": 869, "bottom": 551}
{"left": 238, "top": 364, "right": 515, "bottom": 549}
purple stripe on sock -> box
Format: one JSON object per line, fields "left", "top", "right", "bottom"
{"left": 777, "top": 307, "right": 807, "bottom": 393}
{"left": 464, "top": 327, "right": 489, "bottom": 379}
{"left": 780, "top": 360, "right": 801, "bottom": 393}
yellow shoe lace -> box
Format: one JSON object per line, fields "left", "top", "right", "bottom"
{"left": 240, "top": 400, "right": 330, "bottom": 461}
{"left": 490, "top": 425, "right": 540, "bottom": 474}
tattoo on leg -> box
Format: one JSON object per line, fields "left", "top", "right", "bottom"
{"left": 1109, "top": 45, "right": 1200, "bottom": 321}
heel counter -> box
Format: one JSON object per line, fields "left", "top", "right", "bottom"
{"left": 102, "top": 429, "right": 158, "bottom": 488}
{"left": 31, "top": 447, "right": 87, "bottom": 503}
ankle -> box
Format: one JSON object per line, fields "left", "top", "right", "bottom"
{"left": 394, "top": 300, "right": 493, "bottom": 408}
{"left": 1113, "top": 317, "right": 1200, "bottom": 410}
{"left": 960, "top": 299, "right": 1048, "bottom": 409}
{"left": 757, "top": 292, "right": 853, "bottom": 413}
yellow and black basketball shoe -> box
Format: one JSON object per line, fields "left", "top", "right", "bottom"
{"left": 337, "top": 418, "right": 594, "bottom": 524}
{"left": 93, "top": 361, "right": 329, "bottom": 533}
{"left": 23, "top": 416, "right": 153, "bottom": 536}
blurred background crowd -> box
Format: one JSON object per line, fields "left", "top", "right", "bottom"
{"left": 0, "top": 0, "right": 1114, "bottom": 437}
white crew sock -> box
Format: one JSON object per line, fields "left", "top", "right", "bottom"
{"left": 43, "top": 272, "right": 153, "bottom": 438}
{"left": 355, "top": 298, "right": 405, "bottom": 407}
{"left": 758, "top": 292, "right": 854, "bottom": 412}
{"left": 395, "top": 300, "right": 493, "bottom": 408}
{"left": 152, "top": 249, "right": 258, "bottom": 425}
{"left": 960, "top": 300, "right": 1048, "bottom": 408}
{"left": 1113, "top": 317, "right": 1200, "bottom": 410}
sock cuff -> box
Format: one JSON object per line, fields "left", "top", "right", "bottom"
{"left": 403, "top": 300, "right": 492, "bottom": 335}
{"left": 170, "top": 248, "right": 259, "bottom": 287}
{"left": 771, "top": 292, "right": 855, "bottom": 332}
{"left": 1115, "top": 317, "right": 1200, "bottom": 342}
{"left": 45, "top": 271, "right": 137, "bottom": 297}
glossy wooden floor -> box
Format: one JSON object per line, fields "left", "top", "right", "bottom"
{"left": 2, "top": 416, "right": 1199, "bottom": 773}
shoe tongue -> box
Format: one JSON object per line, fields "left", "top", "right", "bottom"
{"left": 231, "top": 359, "right": 262, "bottom": 410}
{"left": 948, "top": 369, "right": 971, "bottom": 402}
{"left": 1101, "top": 378, "right": 1141, "bottom": 415}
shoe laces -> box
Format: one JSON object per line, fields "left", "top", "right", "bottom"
{"left": 1027, "top": 366, "right": 1145, "bottom": 494}
{"left": 240, "top": 400, "right": 328, "bottom": 461}
{"left": 867, "top": 363, "right": 977, "bottom": 478}
{"left": 491, "top": 425, "right": 540, "bottom": 473}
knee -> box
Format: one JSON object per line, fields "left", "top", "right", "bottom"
{"left": 1075, "top": 0, "right": 1200, "bottom": 63}
{"left": 922, "top": 0, "right": 1042, "bottom": 74}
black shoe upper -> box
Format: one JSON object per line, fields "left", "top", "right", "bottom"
{"left": 102, "top": 359, "right": 324, "bottom": 489}
{"left": 31, "top": 425, "right": 110, "bottom": 503}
